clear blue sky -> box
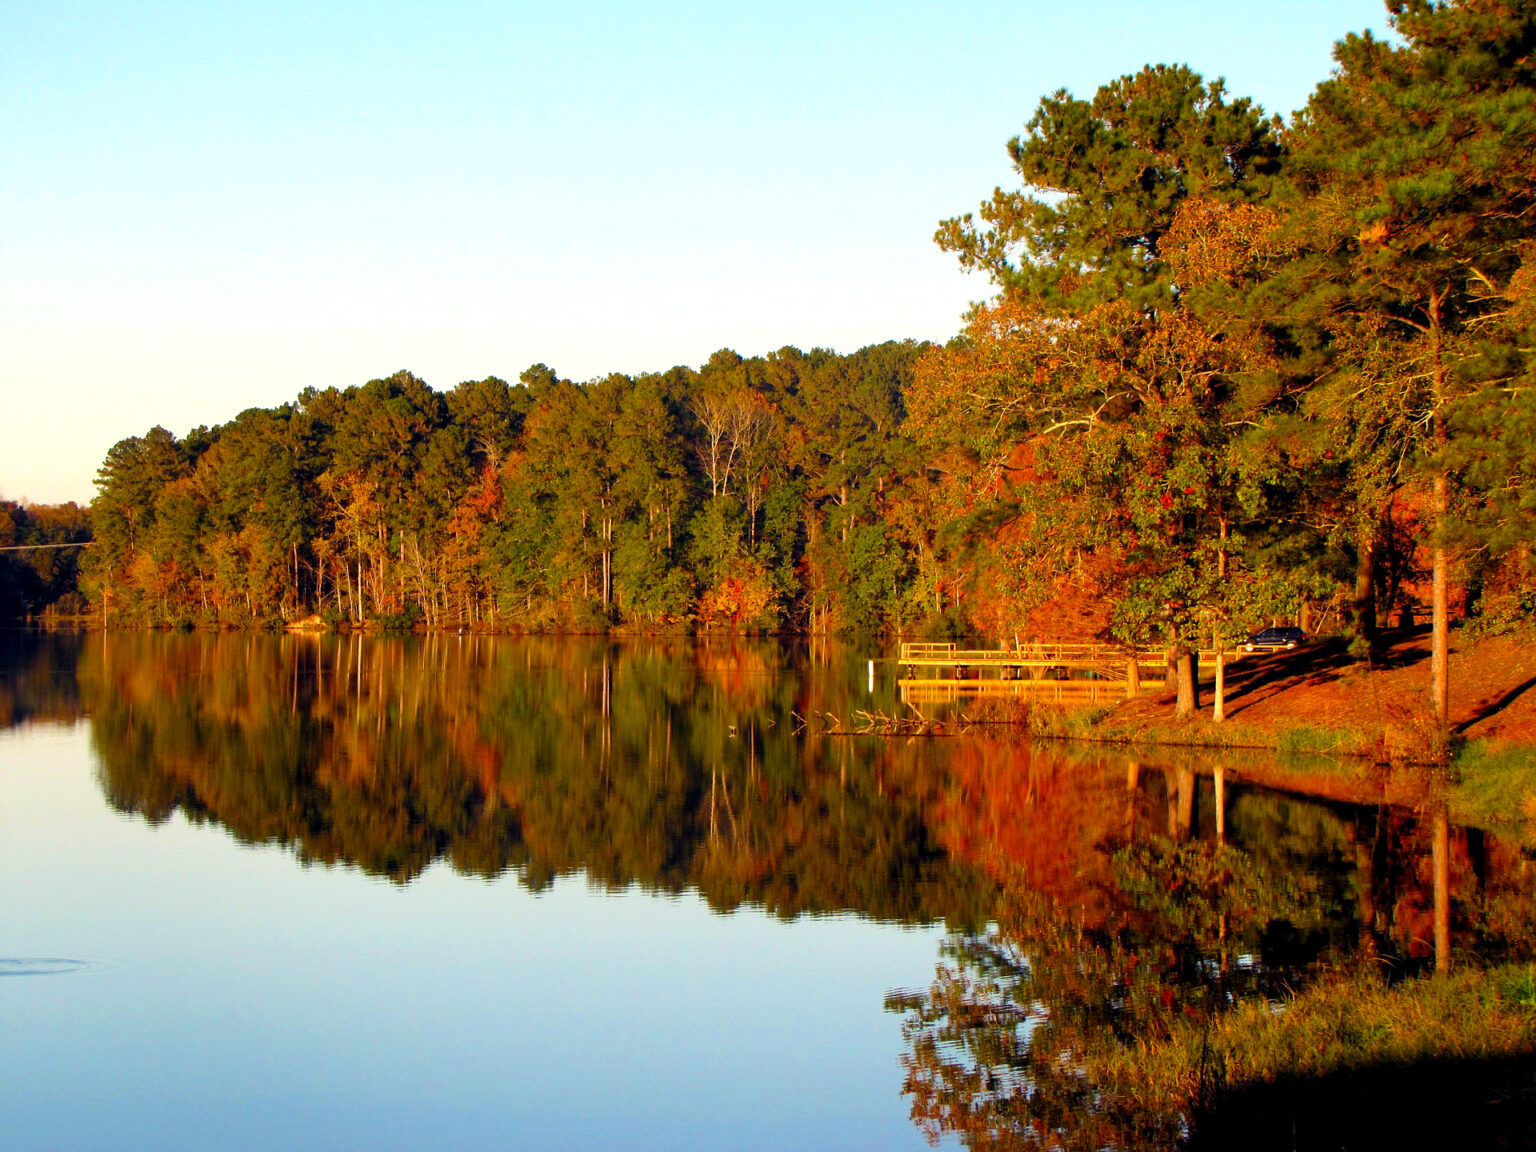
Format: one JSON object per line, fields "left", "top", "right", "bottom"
{"left": 1, "top": 0, "right": 1389, "bottom": 504}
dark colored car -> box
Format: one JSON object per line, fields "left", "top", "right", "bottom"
{"left": 1242, "top": 626, "right": 1307, "bottom": 652}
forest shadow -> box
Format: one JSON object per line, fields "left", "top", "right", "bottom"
{"left": 1219, "top": 638, "right": 1371, "bottom": 713}
{"left": 1218, "top": 634, "right": 1437, "bottom": 721}
{"left": 1188, "top": 1051, "right": 1536, "bottom": 1151}
{"left": 1456, "top": 676, "right": 1536, "bottom": 735}
{"left": 1370, "top": 624, "right": 1436, "bottom": 669}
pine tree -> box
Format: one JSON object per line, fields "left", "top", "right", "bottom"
{"left": 1280, "top": 0, "right": 1536, "bottom": 731}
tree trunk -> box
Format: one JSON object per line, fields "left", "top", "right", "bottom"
{"left": 1172, "top": 645, "right": 1199, "bottom": 718}
{"left": 1352, "top": 519, "right": 1378, "bottom": 643}
{"left": 1432, "top": 473, "right": 1450, "bottom": 731}
{"left": 1212, "top": 631, "right": 1226, "bottom": 723}
{"left": 1430, "top": 308, "right": 1451, "bottom": 736}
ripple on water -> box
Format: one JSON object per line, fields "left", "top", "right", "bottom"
{"left": 0, "top": 958, "right": 101, "bottom": 977}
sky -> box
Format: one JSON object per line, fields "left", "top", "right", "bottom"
{"left": 1, "top": 0, "right": 1390, "bottom": 505}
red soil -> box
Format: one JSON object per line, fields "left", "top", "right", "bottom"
{"left": 1112, "top": 626, "right": 1536, "bottom": 755}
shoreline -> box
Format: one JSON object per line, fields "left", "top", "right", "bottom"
{"left": 11, "top": 616, "right": 1536, "bottom": 767}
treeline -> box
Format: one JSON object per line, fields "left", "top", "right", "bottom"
{"left": 909, "top": 0, "right": 1536, "bottom": 722}
{"left": 79, "top": 0, "right": 1536, "bottom": 705}
{"left": 82, "top": 344, "right": 938, "bottom": 633}
{"left": 0, "top": 500, "right": 90, "bottom": 618}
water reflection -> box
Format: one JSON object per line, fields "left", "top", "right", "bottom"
{"left": 6, "top": 631, "right": 1536, "bottom": 1147}
{"left": 60, "top": 631, "right": 995, "bottom": 923}
{"left": 889, "top": 739, "right": 1536, "bottom": 1149}
{"left": 0, "top": 628, "right": 85, "bottom": 728}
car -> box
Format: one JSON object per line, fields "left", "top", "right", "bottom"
{"left": 1242, "top": 626, "right": 1307, "bottom": 652}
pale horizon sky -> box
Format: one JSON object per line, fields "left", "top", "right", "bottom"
{"left": 2, "top": 0, "right": 1389, "bottom": 505}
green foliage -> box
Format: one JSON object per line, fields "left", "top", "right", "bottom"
{"left": 1449, "top": 738, "right": 1536, "bottom": 838}
{"left": 0, "top": 501, "right": 91, "bottom": 617}
{"left": 79, "top": 344, "right": 937, "bottom": 633}
{"left": 65, "top": 0, "right": 1536, "bottom": 668}
{"left": 936, "top": 63, "right": 1281, "bottom": 309}
{"left": 1275, "top": 724, "right": 1371, "bottom": 756}
{"left": 846, "top": 522, "right": 912, "bottom": 633}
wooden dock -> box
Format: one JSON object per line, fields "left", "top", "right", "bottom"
{"left": 895, "top": 641, "right": 1243, "bottom": 704}
{"left": 898, "top": 641, "right": 1163, "bottom": 679}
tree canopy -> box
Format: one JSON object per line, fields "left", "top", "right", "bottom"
{"left": 52, "top": 1, "right": 1535, "bottom": 736}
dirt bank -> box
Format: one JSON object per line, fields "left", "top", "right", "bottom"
{"left": 1085, "top": 626, "right": 1536, "bottom": 762}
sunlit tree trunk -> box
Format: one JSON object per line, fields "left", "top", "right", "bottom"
{"left": 1172, "top": 645, "right": 1198, "bottom": 718}
{"left": 1212, "top": 630, "right": 1226, "bottom": 723}
{"left": 602, "top": 517, "right": 612, "bottom": 609}
{"left": 1213, "top": 527, "right": 1227, "bottom": 722}
{"left": 1430, "top": 343, "right": 1451, "bottom": 734}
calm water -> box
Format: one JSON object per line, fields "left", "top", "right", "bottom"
{"left": 0, "top": 631, "right": 1528, "bottom": 1150}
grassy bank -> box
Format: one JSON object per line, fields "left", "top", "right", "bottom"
{"left": 961, "top": 694, "right": 1388, "bottom": 758}
{"left": 1094, "top": 965, "right": 1536, "bottom": 1150}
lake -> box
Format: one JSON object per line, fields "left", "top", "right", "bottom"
{"left": 1, "top": 631, "right": 1528, "bottom": 1150}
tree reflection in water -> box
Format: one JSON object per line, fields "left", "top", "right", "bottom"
{"left": 888, "top": 740, "right": 1536, "bottom": 1149}
{"left": 61, "top": 631, "right": 998, "bottom": 922}
{"left": 7, "top": 631, "right": 1536, "bottom": 1146}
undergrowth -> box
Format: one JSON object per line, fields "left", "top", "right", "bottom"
{"left": 1096, "top": 965, "right": 1536, "bottom": 1141}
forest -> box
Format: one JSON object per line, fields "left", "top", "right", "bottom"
{"left": 0, "top": 500, "right": 90, "bottom": 619}
{"left": 9, "top": 2, "right": 1533, "bottom": 706}
{"left": 79, "top": 343, "right": 928, "bottom": 635}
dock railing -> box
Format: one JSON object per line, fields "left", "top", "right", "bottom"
{"left": 899, "top": 642, "right": 959, "bottom": 659}
{"left": 895, "top": 639, "right": 1182, "bottom": 698}
{"left": 897, "top": 641, "right": 1239, "bottom": 665}
{"left": 898, "top": 641, "right": 1156, "bottom": 666}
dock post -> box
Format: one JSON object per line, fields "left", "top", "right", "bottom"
{"left": 868, "top": 660, "right": 875, "bottom": 693}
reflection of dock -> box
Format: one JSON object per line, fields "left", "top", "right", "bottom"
{"left": 899, "top": 678, "right": 1129, "bottom": 705}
